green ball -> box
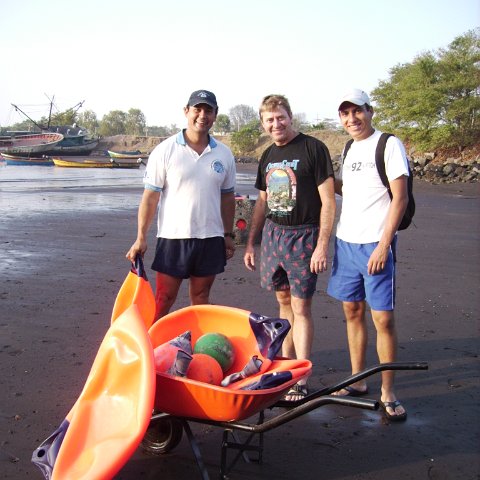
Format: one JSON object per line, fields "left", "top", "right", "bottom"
{"left": 193, "top": 332, "right": 235, "bottom": 373}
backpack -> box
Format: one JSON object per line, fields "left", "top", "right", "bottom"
{"left": 342, "top": 132, "right": 415, "bottom": 230}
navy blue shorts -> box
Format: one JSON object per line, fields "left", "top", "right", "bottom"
{"left": 327, "top": 237, "right": 397, "bottom": 311}
{"left": 260, "top": 219, "right": 319, "bottom": 299}
{"left": 151, "top": 237, "right": 226, "bottom": 279}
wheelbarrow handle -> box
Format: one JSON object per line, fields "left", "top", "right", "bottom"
{"left": 315, "top": 361, "right": 428, "bottom": 398}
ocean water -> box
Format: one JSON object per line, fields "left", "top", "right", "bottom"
{"left": 0, "top": 162, "right": 257, "bottom": 217}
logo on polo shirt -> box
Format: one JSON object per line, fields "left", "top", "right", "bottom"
{"left": 211, "top": 160, "right": 225, "bottom": 173}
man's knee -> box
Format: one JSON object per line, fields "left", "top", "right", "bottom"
{"left": 275, "top": 289, "right": 292, "bottom": 306}
{"left": 343, "top": 301, "right": 366, "bottom": 321}
{"left": 371, "top": 309, "right": 395, "bottom": 332}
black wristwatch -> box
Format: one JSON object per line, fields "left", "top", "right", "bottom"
{"left": 224, "top": 232, "right": 235, "bottom": 239}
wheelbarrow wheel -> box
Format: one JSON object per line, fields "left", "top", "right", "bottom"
{"left": 141, "top": 417, "right": 183, "bottom": 455}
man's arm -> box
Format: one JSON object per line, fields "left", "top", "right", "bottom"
{"left": 311, "top": 177, "right": 336, "bottom": 273}
{"left": 221, "top": 191, "right": 236, "bottom": 259}
{"left": 243, "top": 190, "right": 267, "bottom": 271}
{"left": 126, "top": 188, "right": 161, "bottom": 262}
{"left": 367, "top": 175, "right": 408, "bottom": 275}
{"left": 334, "top": 178, "right": 343, "bottom": 196}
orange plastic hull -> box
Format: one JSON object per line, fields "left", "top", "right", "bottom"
{"left": 49, "top": 305, "right": 155, "bottom": 480}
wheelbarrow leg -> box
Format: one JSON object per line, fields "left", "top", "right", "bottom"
{"left": 220, "top": 411, "right": 265, "bottom": 479}
{"left": 181, "top": 419, "right": 210, "bottom": 480}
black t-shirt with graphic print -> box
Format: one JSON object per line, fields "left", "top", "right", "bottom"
{"left": 255, "top": 133, "right": 334, "bottom": 226}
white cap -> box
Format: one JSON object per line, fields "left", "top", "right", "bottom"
{"left": 338, "top": 88, "right": 371, "bottom": 109}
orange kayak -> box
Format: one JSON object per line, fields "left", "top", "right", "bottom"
{"left": 32, "top": 257, "right": 155, "bottom": 480}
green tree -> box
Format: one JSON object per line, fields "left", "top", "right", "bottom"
{"left": 99, "top": 110, "right": 127, "bottom": 136}
{"left": 147, "top": 125, "right": 171, "bottom": 137}
{"left": 125, "top": 108, "right": 147, "bottom": 135}
{"left": 77, "top": 110, "right": 99, "bottom": 133}
{"left": 229, "top": 104, "right": 257, "bottom": 131}
{"left": 372, "top": 29, "right": 480, "bottom": 151}
{"left": 214, "top": 113, "right": 231, "bottom": 134}
{"left": 435, "top": 29, "right": 480, "bottom": 150}
{"left": 6, "top": 119, "right": 36, "bottom": 132}
{"left": 230, "top": 120, "right": 261, "bottom": 156}
{"left": 48, "top": 110, "right": 77, "bottom": 127}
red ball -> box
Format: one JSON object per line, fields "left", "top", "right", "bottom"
{"left": 186, "top": 353, "right": 223, "bottom": 385}
{"left": 154, "top": 343, "right": 181, "bottom": 373}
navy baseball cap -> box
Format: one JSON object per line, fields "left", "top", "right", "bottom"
{"left": 187, "top": 90, "right": 218, "bottom": 108}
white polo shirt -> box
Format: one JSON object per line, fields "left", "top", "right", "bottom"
{"left": 144, "top": 130, "right": 236, "bottom": 239}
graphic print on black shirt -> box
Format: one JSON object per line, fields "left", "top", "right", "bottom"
{"left": 265, "top": 162, "right": 297, "bottom": 216}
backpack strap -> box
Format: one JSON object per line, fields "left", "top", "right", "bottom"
{"left": 342, "top": 138, "right": 354, "bottom": 163}
{"left": 375, "top": 132, "right": 395, "bottom": 193}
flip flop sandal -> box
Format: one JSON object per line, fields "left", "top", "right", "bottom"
{"left": 334, "top": 385, "right": 369, "bottom": 397}
{"left": 380, "top": 400, "right": 407, "bottom": 422}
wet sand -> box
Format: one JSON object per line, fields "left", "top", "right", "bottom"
{"left": 1, "top": 169, "right": 479, "bottom": 480}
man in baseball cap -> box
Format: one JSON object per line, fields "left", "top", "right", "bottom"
{"left": 127, "top": 88, "right": 236, "bottom": 320}
{"left": 328, "top": 87, "right": 410, "bottom": 422}
{"left": 187, "top": 90, "right": 218, "bottom": 109}
{"left": 338, "top": 88, "right": 371, "bottom": 110}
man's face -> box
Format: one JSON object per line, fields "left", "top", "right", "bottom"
{"left": 261, "top": 106, "right": 295, "bottom": 146}
{"left": 338, "top": 103, "right": 374, "bottom": 141}
{"left": 184, "top": 104, "right": 217, "bottom": 133}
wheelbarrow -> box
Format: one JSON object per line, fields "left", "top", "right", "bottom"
{"left": 32, "top": 257, "right": 428, "bottom": 480}
{"left": 144, "top": 302, "right": 427, "bottom": 479}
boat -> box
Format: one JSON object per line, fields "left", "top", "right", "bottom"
{"left": 1, "top": 152, "right": 54, "bottom": 166}
{"left": 108, "top": 149, "right": 149, "bottom": 160}
{"left": 10, "top": 102, "right": 100, "bottom": 156}
{"left": 43, "top": 125, "right": 99, "bottom": 156}
{"left": 109, "top": 157, "right": 143, "bottom": 169}
{"left": 52, "top": 157, "right": 113, "bottom": 168}
{"left": 0, "top": 132, "right": 64, "bottom": 155}
{"left": 52, "top": 157, "right": 141, "bottom": 169}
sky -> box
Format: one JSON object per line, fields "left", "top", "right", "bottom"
{"left": 0, "top": 0, "right": 478, "bottom": 129}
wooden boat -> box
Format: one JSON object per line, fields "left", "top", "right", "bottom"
{"left": 108, "top": 149, "right": 149, "bottom": 160}
{"left": 1, "top": 152, "right": 53, "bottom": 166}
{"left": 0, "top": 132, "right": 64, "bottom": 155}
{"left": 52, "top": 157, "right": 113, "bottom": 168}
{"left": 52, "top": 157, "right": 142, "bottom": 169}
{"left": 109, "top": 158, "right": 143, "bottom": 169}
{"left": 43, "top": 126, "right": 99, "bottom": 156}
{"left": 10, "top": 102, "right": 99, "bottom": 156}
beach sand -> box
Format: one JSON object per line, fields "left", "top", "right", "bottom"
{"left": 1, "top": 169, "right": 479, "bottom": 480}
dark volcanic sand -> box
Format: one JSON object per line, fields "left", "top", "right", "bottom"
{"left": 1, "top": 171, "right": 479, "bottom": 480}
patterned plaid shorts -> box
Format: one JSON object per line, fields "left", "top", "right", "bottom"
{"left": 260, "top": 219, "right": 319, "bottom": 299}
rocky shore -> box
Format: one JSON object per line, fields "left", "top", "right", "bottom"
{"left": 98, "top": 134, "right": 479, "bottom": 184}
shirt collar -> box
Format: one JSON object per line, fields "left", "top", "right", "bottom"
{"left": 176, "top": 129, "right": 217, "bottom": 148}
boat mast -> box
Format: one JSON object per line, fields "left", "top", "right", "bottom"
{"left": 11, "top": 104, "right": 45, "bottom": 131}
{"left": 46, "top": 94, "right": 55, "bottom": 129}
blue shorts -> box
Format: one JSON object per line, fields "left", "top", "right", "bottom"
{"left": 327, "top": 237, "right": 397, "bottom": 311}
{"left": 151, "top": 237, "right": 226, "bottom": 279}
{"left": 260, "top": 219, "right": 319, "bottom": 299}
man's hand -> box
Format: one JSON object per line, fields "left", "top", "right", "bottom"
{"left": 367, "top": 243, "right": 389, "bottom": 275}
{"left": 225, "top": 236, "right": 235, "bottom": 260}
{"left": 310, "top": 245, "right": 328, "bottom": 273}
{"left": 126, "top": 239, "right": 147, "bottom": 263}
{"left": 244, "top": 245, "right": 256, "bottom": 271}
